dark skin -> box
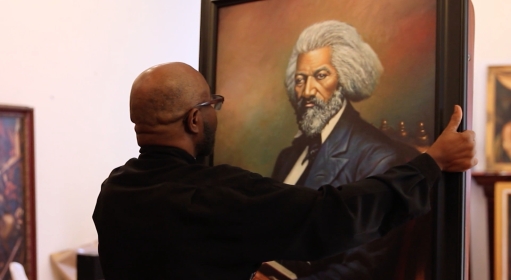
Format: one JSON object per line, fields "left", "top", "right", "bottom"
{"left": 294, "top": 46, "right": 338, "bottom": 106}
{"left": 129, "top": 62, "right": 477, "bottom": 172}
{"left": 129, "top": 62, "right": 217, "bottom": 158}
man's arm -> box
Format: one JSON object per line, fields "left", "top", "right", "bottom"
{"left": 236, "top": 152, "right": 438, "bottom": 263}
{"left": 239, "top": 105, "right": 475, "bottom": 262}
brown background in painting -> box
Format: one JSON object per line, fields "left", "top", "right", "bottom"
{"left": 214, "top": 0, "right": 436, "bottom": 176}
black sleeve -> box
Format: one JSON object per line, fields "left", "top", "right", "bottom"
{"left": 236, "top": 153, "right": 440, "bottom": 262}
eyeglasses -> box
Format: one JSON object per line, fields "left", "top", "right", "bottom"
{"left": 174, "top": 94, "right": 224, "bottom": 123}
{"left": 194, "top": 94, "right": 224, "bottom": 111}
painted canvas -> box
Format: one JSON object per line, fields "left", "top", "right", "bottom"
{"left": 0, "top": 106, "right": 36, "bottom": 280}
{"left": 213, "top": 0, "right": 436, "bottom": 176}
{"left": 213, "top": 1, "right": 434, "bottom": 279}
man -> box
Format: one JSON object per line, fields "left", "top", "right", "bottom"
{"left": 273, "top": 20, "right": 416, "bottom": 189}
{"left": 93, "top": 62, "right": 476, "bottom": 280}
{"left": 271, "top": 21, "right": 425, "bottom": 279}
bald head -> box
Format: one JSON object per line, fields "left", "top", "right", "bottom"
{"left": 130, "top": 62, "right": 212, "bottom": 149}
{"left": 130, "top": 62, "right": 209, "bottom": 125}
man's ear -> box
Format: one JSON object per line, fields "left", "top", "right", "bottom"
{"left": 184, "top": 108, "right": 201, "bottom": 134}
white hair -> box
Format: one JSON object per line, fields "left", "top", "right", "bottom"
{"left": 285, "top": 20, "right": 383, "bottom": 104}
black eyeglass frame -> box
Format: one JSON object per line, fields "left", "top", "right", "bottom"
{"left": 194, "top": 94, "right": 224, "bottom": 110}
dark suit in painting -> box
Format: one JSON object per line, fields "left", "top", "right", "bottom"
{"left": 272, "top": 102, "right": 420, "bottom": 279}
{"left": 272, "top": 102, "right": 417, "bottom": 185}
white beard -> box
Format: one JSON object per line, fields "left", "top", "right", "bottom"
{"left": 296, "top": 88, "right": 344, "bottom": 137}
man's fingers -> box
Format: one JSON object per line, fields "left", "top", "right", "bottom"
{"left": 445, "top": 105, "right": 463, "bottom": 132}
{"left": 429, "top": 105, "right": 477, "bottom": 172}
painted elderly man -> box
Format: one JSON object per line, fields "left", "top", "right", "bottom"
{"left": 271, "top": 20, "right": 420, "bottom": 279}
{"left": 273, "top": 20, "right": 417, "bottom": 198}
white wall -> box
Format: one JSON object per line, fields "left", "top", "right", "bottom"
{"left": 472, "top": 0, "right": 511, "bottom": 172}
{"left": 470, "top": 0, "right": 511, "bottom": 279}
{"left": 0, "top": 1, "right": 201, "bottom": 279}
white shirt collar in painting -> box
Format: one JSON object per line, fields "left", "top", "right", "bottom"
{"left": 283, "top": 100, "right": 347, "bottom": 185}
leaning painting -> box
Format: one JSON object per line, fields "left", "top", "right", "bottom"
{"left": 495, "top": 182, "right": 511, "bottom": 280}
{"left": 0, "top": 106, "right": 36, "bottom": 280}
{"left": 486, "top": 66, "right": 511, "bottom": 172}
{"left": 200, "top": 0, "right": 470, "bottom": 279}
{"left": 215, "top": 1, "right": 434, "bottom": 278}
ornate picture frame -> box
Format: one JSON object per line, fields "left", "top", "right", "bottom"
{"left": 486, "top": 66, "right": 511, "bottom": 172}
{"left": 200, "top": 0, "right": 472, "bottom": 279}
{"left": 494, "top": 182, "right": 511, "bottom": 280}
{"left": 0, "top": 105, "right": 36, "bottom": 280}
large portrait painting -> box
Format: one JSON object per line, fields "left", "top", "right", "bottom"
{"left": 0, "top": 105, "right": 36, "bottom": 280}
{"left": 200, "top": 0, "right": 471, "bottom": 279}
{"left": 213, "top": 1, "right": 436, "bottom": 175}
{"left": 486, "top": 66, "right": 511, "bottom": 172}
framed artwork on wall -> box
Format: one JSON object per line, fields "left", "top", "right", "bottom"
{"left": 494, "top": 182, "right": 511, "bottom": 280}
{"left": 199, "top": 0, "right": 472, "bottom": 279}
{"left": 0, "top": 105, "right": 36, "bottom": 280}
{"left": 486, "top": 66, "right": 511, "bottom": 172}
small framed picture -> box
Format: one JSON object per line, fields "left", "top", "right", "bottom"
{"left": 494, "top": 182, "right": 511, "bottom": 280}
{"left": 486, "top": 66, "right": 511, "bottom": 171}
{"left": 0, "top": 105, "right": 36, "bottom": 280}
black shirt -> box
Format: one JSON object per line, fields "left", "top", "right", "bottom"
{"left": 93, "top": 145, "right": 440, "bottom": 280}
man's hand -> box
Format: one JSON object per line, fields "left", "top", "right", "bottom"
{"left": 426, "top": 105, "right": 477, "bottom": 172}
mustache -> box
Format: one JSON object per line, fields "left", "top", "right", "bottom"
{"left": 296, "top": 96, "right": 326, "bottom": 109}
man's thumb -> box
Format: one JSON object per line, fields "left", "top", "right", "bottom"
{"left": 445, "top": 105, "right": 463, "bottom": 132}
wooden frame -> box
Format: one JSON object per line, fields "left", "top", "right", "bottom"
{"left": 199, "top": 0, "right": 472, "bottom": 279}
{"left": 0, "top": 105, "right": 36, "bottom": 280}
{"left": 485, "top": 66, "right": 511, "bottom": 172}
{"left": 472, "top": 173, "right": 511, "bottom": 280}
{"left": 494, "top": 182, "right": 511, "bottom": 280}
